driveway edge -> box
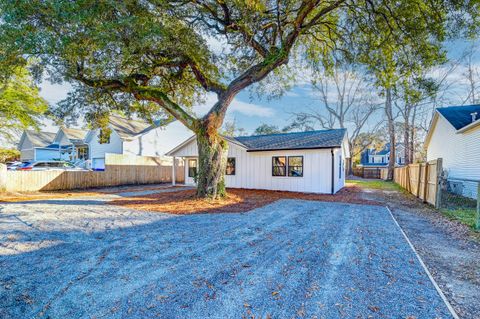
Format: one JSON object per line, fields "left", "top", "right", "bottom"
{"left": 385, "top": 206, "right": 459, "bottom": 319}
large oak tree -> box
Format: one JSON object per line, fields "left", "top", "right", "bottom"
{"left": 0, "top": 0, "right": 477, "bottom": 197}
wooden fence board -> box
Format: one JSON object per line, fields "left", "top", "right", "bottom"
{"left": 394, "top": 158, "right": 442, "bottom": 207}
{"left": 3, "top": 154, "right": 185, "bottom": 192}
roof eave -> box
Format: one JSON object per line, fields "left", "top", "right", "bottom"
{"left": 165, "top": 135, "right": 196, "bottom": 156}
{"left": 424, "top": 112, "right": 439, "bottom": 150}
{"left": 456, "top": 118, "right": 480, "bottom": 133}
{"left": 246, "top": 145, "right": 342, "bottom": 152}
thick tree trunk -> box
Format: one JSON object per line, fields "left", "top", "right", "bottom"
{"left": 195, "top": 125, "right": 228, "bottom": 199}
{"left": 385, "top": 88, "right": 396, "bottom": 180}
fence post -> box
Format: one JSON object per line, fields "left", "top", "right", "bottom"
{"left": 423, "top": 163, "right": 429, "bottom": 203}
{"left": 475, "top": 182, "right": 480, "bottom": 231}
{"left": 434, "top": 158, "right": 443, "bottom": 209}
{"left": 0, "top": 163, "right": 6, "bottom": 192}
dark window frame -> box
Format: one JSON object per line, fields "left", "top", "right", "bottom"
{"left": 272, "top": 156, "right": 287, "bottom": 176}
{"left": 226, "top": 157, "right": 236, "bottom": 175}
{"left": 287, "top": 156, "right": 304, "bottom": 177}
{"left": 188, "top": 159, "right": 197, "bottom": 178}
{"left": 339, "top": 155, "right": 342, "bottom": 179}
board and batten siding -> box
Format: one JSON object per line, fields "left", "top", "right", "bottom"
{"left": 427, "top": 115, "right": 480, "bottom": 198}
{"left": 172, "top": 138, "right": 344, "bottom": 194}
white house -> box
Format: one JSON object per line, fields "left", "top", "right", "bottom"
{"left": 167, "top": 129, "right": 350, "bottom": 194}
{"left": 18, "top": 115, "right": 193, "bottom": 169}
{"left": 85, "top": 115, "right": 192, "bottom": 169}
{"left": 18, "top": 130, "right": 57, "bottom": 161}
{"left": 425, "top": 104, "right": 480, "bottom": 199}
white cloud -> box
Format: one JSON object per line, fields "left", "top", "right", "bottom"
{"left": 229, "top": 99, "right": 275, "bottom": 117}
{"left": 193, "top": 93, "right": 274, "bottom": 118}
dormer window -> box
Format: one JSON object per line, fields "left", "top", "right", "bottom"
{"left": 99, "top": 129, "right": 111, "bottom": 144}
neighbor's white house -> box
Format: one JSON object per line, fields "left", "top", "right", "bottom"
{"left": 167, "top": 129, "right": 350, "bottom": 194}
{"left": 425, "top": 104, "right": 480, "bottom": 199}
{"left": 18, "top": 115, "right": 192, "bottom": 169}
{"left": 84, "top": 115, "right": 192, "bottom": 169}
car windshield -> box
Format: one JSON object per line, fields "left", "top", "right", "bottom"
{"left": 20, "top": 162, "right": 32, "bottom": 168}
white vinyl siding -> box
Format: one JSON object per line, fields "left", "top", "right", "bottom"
{"left": 427, "top": 116, "right": 480, "bottom": 198}
{"left": 123, "top": 121, "right": 193, "bottom": 157}
{"left": 88, "top": 128, "right": 123, "bottom": 160}
{"left": 19, "top": 137, "right": 34, "bottom": 161}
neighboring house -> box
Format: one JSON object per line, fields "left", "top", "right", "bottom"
{"left": 359, "top": 143, "right": 405, "bottom": 167}
{"left": 167, "top": 129, "right": 350, "bottom": 194}
{"left": 85, "top": 115, "right": 192, "bottom": 169}
{"left": 17, "top": 130, "right": 57, "bottom": 161}
{"left": 425, "top": 104, "right": 480, "bottom": 199}
{"left": 41, "top": 127, "right": 90, "bottom": 163}
{"left": 18, "top": 115, "right": 193, "bottom": 169}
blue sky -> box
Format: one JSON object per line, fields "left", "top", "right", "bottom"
{"left": 36, "top": 39, "right": 479, "bottom": 136}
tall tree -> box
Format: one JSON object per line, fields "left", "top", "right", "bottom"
{"left": 0, "top": 66, "right": 48, "bottom": 142}
{"left": 461, "top": 44, "right": 480, "bottom": 105}
{"left": 394, "top": 75, "right": 438, "bottom": 164}
{"left": 1, "top": 0, "right": 477, "bottom": 197}
{"left": 289, "top": 64, "right": 381, "bottom": 173}
{"left": 253, "top": 123, "right": 294, "bottom": 135}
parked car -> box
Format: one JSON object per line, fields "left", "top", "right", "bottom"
{"left": 6, "top": 161, "right": 24, "bottom": 170}
{"left": 18, "top": 161, "right": 89, "bottom": 171}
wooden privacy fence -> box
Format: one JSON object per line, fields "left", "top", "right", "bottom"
{"left": 0, "top": 154, "right": 184, "bottom": 192}
{"left": 353, "top": 167, "right": 388, "bottom": 179}
{"left": 394, "top": 158, "right": 442, "bottom": 207}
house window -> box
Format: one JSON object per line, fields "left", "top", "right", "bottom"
{"left": 77, "top": 147, "right": 89, "bottom": 160}
{"left": 188, "top": 159, "right": 197, "bottom": 178}
{"left": 226, "top": 158, "right": 236, "bottom": 175}
{"left": 272, "top": 156, "right": 286, "bottom": 176}
{"left": 339, "top": 155, "right": 342, "bottom": 179}
{"left": 99, "top": 129, "right": 110, "bottom": 144}
{"left": 288, "top": 156, "right": 303, "bottom": 177}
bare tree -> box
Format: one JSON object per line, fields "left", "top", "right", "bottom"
{"left": 289, "top": 65, "right": 382, "bottom": 173}
{"left": 462, "top": 45, "right": 480, "bottom": 105}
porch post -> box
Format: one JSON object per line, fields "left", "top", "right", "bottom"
{"left": 172, "top": 156, "right": 176, "bottom": 186}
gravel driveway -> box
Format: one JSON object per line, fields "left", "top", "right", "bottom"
{"left": 0, "top": 198, "right": 452, "bottom": 318}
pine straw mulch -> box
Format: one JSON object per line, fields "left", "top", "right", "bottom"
{"left": 0, "top": 184, "right": 179, "bottom": 203}
{"left": 108, "top": 186, "right": 382, "bottom": 215}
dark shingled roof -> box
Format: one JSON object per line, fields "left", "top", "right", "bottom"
{"left": 437, "top": 104, "right": 480, "bottom": 130}
{"left": 233, "top": 129, "right": 346, "bottom": 152}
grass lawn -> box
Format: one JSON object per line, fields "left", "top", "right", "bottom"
{"left": 439, "top": 191, "right": 479, "bottom": 231}
{"left": 441, "top": 208, "right": 479, "bottom": 230}
{"left": 346, "top": 179, "right": 403, "bottom": 192}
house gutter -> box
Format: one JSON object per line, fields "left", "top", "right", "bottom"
{"left": 331, "top": 148, "right": 335, "bottom": 195}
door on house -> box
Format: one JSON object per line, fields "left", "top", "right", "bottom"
{"left": 186, "top": 158, "right": 198, "bottom": 185}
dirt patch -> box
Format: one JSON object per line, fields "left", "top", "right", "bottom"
{"left": 109, "top": 187, "right": 380, "bottom": 214}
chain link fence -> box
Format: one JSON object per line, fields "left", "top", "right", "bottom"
{"left": 438, "top": 176, "right": 480, "bottom": 230}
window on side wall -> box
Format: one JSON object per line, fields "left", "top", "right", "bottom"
{"left": 272, "top": 156, "right": 286, "bottom": 176}
{"left": 99, "top": 129, "right": 111, "bottom": 144}
{"left": 288, "top": 156, "right": 303, "bottom": 177}
{"left": 188, "top": 159, "right": 197, "bottom": 177}
{"left": 226, "top": 157, "right": 236, "bottom": 175}
{"left": 339, "top": 155, "right": 342, "bottom": 179}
